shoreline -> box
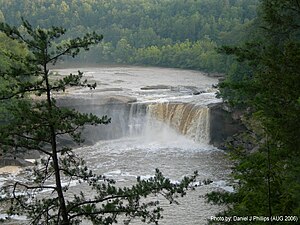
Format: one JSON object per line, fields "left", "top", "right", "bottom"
{"left": 0, "top": 166, "right": 22, "bottom": 174}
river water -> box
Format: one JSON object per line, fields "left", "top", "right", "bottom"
{"left": 0, "top": 66, "right": 231, "bottom": 224}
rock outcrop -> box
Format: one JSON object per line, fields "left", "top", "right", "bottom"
{"left": 208, "top": 103, "right": 246, "bottom": 149}
{"left": 0, "top": 150, "right": 38, "bottom": 168}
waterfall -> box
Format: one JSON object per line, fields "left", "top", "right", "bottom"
{"left": 128, "top": 103, "right": 147, "bottom": 136}
{"left": 58, "top": 98, "right": 211, "bottom": 144}
{"left": 146, "top": 102, "right": 210, "bottom": 144}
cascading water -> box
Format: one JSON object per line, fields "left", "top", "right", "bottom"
{"left": 147, "top": 102, "right": 211, "bottom": 144}
{"left": 128, "top": 103, "right": 147, "bottom": 137}
{"left": 0, "top": 66, "right": 231, "bottom": 225}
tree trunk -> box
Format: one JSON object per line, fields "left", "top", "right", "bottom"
{"left": 44, "top": 65, "right": 70, "bottom": 225}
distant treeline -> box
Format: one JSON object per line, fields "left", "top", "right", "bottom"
{"left": 0, "top": 0, "right": 258, "bottom": 72}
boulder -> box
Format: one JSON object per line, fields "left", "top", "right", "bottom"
{"left": 0, "top": 157, "right": 33, "bottom": 167}
{"left": 141, "top": 85, "right": 170, "bottom": 90}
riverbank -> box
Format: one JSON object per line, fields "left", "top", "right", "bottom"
{"left": 0, "top": 166, "right": 21, "bottom": 174}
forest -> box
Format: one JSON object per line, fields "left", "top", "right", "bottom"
{"left": 0, "top": 0, "right": 300, "bottom": 224}
{"left": 0, "top": 0, "right": 258, "bottom": 73}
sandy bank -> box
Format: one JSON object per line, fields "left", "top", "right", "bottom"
{"left": 0, "top": 166, "right": 22, "bottom": 174}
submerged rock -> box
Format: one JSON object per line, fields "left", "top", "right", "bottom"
{"left": 101, "top": 95, "right": 137, "bottom": 104}
{"left": 141, "top": 85, "right": 170, "bottom": 90}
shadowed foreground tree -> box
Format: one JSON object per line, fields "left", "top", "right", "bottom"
{"left": 0, "top": 20, "right": 198, "bottom": 225}
{"left": 207, "top": 0, "right": 300, "bottom": 224}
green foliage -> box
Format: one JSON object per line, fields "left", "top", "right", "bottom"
{"left": 0, "top": 20, "right": 199, "bottom": 225}
{"left": 0, "top": 0, "right": 259, "bottom": 72}
{"left": 130, "top": 38, "right": 230, "bottom": 72}
{"left": 209, "top": 0, "right": 300, "bottom": 223}
{"left": 0, "top": 32, "right": 29, "bottom": 97}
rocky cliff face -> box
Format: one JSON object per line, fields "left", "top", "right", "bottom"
{"left": 0, "top": 149, "right": 39, "bottom": 167}
{"left": 209, "top": 103, "right": 246, "bottom": 149}
{"left": 56, "top": 95, "right": 139, "bottom": 143}
{"left": 147, "top": 101, "right": 246, "bottom": 148}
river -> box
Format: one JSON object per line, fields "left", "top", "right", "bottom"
{"left": 0, "top": 66, "right": 231, "bottom": 225}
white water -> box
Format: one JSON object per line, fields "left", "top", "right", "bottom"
{"left": 147, "top": 103, "right": 211, "bottom": 143}
{"left": 74, "top": 136, "right": 230, "bottom": 225}
{"left": 0, "top": 66, "right": 230, "bottom": 225}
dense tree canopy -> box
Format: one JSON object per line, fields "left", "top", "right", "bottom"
{"left": 0, "top": 0, "right": 259, "bottom": 72}
{"left": 207, "top": 0, "right": 300, "bottom": 223}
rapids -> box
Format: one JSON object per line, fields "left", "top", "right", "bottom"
{"left": 0, "top": 66, "right": 231, "bottom": 225}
